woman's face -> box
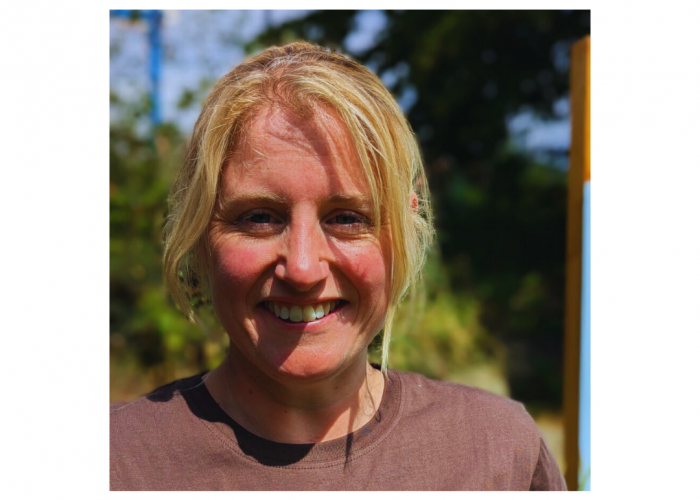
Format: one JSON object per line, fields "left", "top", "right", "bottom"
{"left": 207, "top": 106, "right": 391, "bottom": 382}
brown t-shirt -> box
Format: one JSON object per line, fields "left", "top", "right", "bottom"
{"left": 110, "top": 370, "right": 566, "bottom": 490}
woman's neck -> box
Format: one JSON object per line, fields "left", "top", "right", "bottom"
{"left": 204, "top": 349, "right": 385, "bottom": 444}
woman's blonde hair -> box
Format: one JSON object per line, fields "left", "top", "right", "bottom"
{"left": 163, "top": 41, "right": 433, "bottom": 372}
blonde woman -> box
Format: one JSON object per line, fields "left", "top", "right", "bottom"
{"left": 110, "top": 42, "right": 565, "bottom": 491}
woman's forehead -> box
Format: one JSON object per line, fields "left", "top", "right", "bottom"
{"left": 220, "top": 106, "right": 373, "bottom": 203}
{"left": 235, "top": 105, "right": 356, "bottom": 164}
{"left": 226, "top": 106, "right": 367, "bottom": 181}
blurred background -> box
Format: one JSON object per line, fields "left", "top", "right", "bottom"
{"left": 110, "top": 9, "right": 590, "bottom": 475}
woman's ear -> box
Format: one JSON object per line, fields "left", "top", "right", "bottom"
{"left": 409, "top": 191, "right": 419, "bottom": 213}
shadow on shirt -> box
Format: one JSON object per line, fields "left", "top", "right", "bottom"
{"left": 145, "top": 371, "right": 355, "bottom": 467}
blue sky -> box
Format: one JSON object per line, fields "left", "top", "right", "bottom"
{"left": 110, "top": 10, "right": 570, "bottom": 161}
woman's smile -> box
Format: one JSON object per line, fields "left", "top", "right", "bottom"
{"left": 261, "top": 299, "right": 345, "bottom": 324}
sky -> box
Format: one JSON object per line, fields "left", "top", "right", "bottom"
{"left": 109, "top": 10, "right": 570, "bottom": 162}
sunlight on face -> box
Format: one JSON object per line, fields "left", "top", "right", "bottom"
{"left": 207, "top": 106, "right": 391, "bottom": 382}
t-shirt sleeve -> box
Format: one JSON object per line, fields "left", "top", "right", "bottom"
{"left": 529, "top": 437, "right": 567, "bottom": 491}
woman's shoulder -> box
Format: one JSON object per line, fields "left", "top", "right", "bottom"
{"left": 393, "top": 369, "right": 531, "bottom": 411}
{"left": 110, "top": 373, "right": 217, "bottom": 490}
{"left": 112, "top": 372, "right": 206, "bottom": 410}
{"left": 391, "top": 369, "right": 540, "bottom": 441}
{"left": 110, "top": 372, "right": 209, "bottom": 443}
{"left": 389, "top": 370, "right": 565, "bottom": 490}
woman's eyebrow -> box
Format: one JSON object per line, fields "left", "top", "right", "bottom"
{"left": 218, "top": 192, "right": 372, "bottom": 210}
{"left": 327, "top": 194, "right": 372, "bottom": 206}
{"left": 219, "top": 191, "right": 287, "bottom": 209}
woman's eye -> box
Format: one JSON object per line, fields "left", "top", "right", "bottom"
{"left": 233, "top": 210, "right": 281, "bottom": 232}
{"left": 248, "top": 212, "right": 272, "bottom": 224}
{"left": 326, "top": 212, "right": 372, "bottom": 233}
{"left": 333, "top": 214, "right": 362, "bottom": 225}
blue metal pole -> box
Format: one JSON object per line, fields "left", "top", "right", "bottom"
{"left": 110, "top": 10, "right": 132, "bottom": 19}
{"left": 579, "top": 180, "right": 591, "bottom": 490}
{"left": 145, "top": 10, "right": 162, "bottom": 129}
{"left": 111, "top": 9, "right": 162, "bottom": 132}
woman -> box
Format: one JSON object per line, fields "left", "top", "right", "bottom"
{"left": 110, "top": 41, "right": 566, "bottom": 491}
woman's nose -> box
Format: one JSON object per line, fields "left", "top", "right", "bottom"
{"left": 275, "top": 221, "right": 329, "bottom": 292}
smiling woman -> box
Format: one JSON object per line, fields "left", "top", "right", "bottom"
{"left": 110, "top": 41, "right": 566, "bottom": 491}
{"left": 207, "top": 107, "right": 390, "bottom": 387}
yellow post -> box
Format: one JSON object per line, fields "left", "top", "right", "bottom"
{"left": 563, "top": 35, "right": 590, "bottom": 491}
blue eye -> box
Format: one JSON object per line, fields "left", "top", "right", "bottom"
{"left": 234, "top": 210, "right": 280, "bottom": 231}
{"left": 248, "top": 212, "right": 272, "bottom": 224}
{"left": 326, "top": 212, "right": 372, "bottom": 234}
{"left": 334, "top": 214, "right": 362, "bottom": 225}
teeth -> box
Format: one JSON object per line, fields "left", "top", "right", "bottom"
{"left": 280, "top": 306, "right": 289, "bottom": 320}
{"left": 302, "top": 305, "right": 316, "bottom": 322}
{"left": 289, "top": 305, "right": 303, "bottom": 322}
{"left": 265, "top": 300, "right": 340, "bottom": 323}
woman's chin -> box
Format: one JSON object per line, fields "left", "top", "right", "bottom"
{"left": 263, "top": 349, "right": 354, "bottom": 383}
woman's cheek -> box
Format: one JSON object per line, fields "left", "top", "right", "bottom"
{"left": 337, "top": 240, "right": 390, "bottom": 301}
{"left": 212, "top": 241, "right": 273, "bottom": 293}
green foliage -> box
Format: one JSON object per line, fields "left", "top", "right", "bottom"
{"left": 370, "top": 249, "right": 508, "bottom": 393}
{"left": 110, "top": 102, "right": 227, "bottom": 396}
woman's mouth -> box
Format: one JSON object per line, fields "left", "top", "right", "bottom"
{"left": 261, "top": 300, "right": 345, "bottom": 323}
